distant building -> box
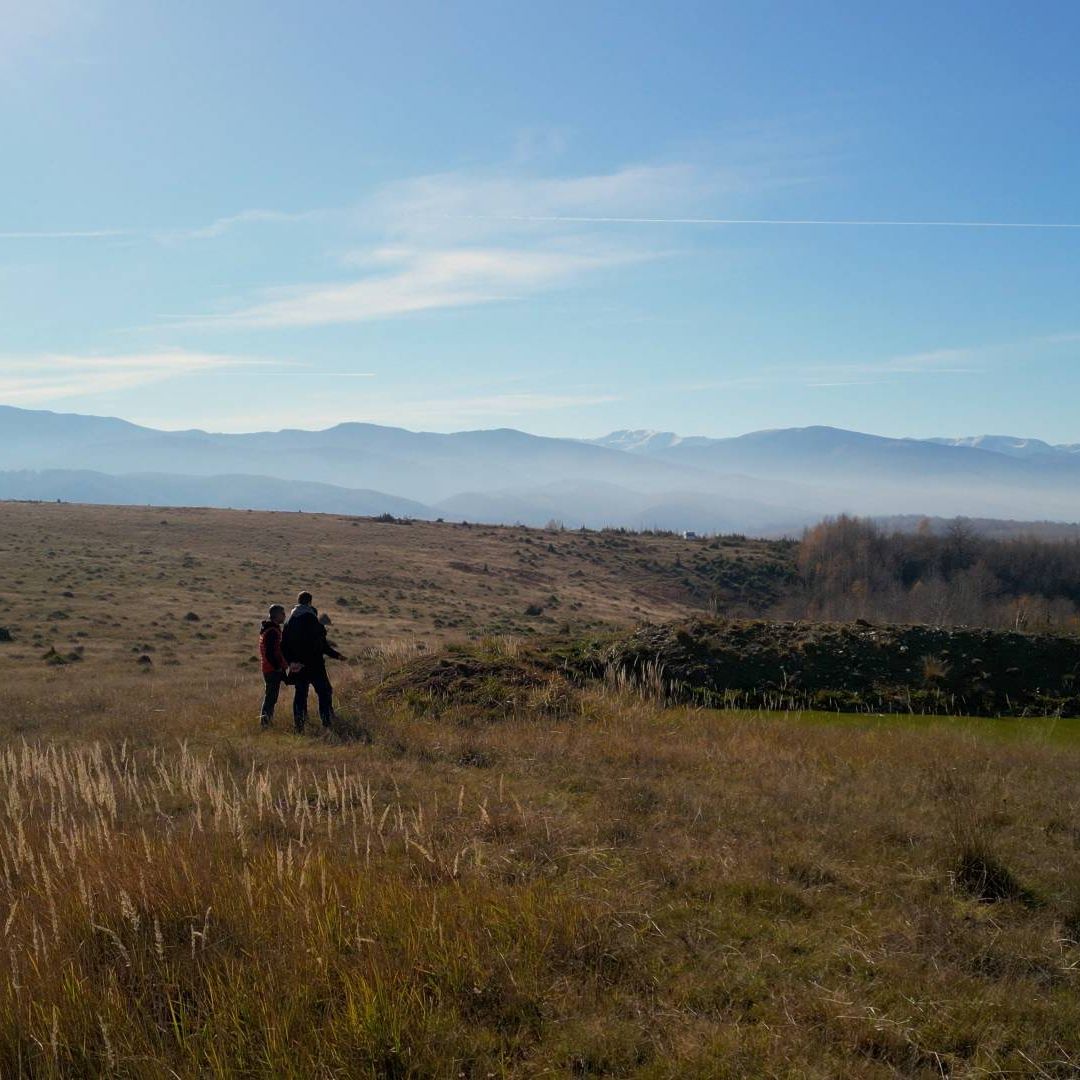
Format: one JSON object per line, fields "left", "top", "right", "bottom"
{"left": 682, "top": 530, "right": 698, "bottom": 540}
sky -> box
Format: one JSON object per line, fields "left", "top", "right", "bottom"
{"left": 1, "top": 0, "right": 1078, "bottom": 440}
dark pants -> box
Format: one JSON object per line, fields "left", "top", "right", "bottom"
{"left": 260, "top": 671, "right": 283, "bottom": 725}
{"left": 293, "top": 665, "right": 334, "bottom": 730}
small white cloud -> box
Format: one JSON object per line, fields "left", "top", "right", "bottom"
{"left": 0, "top": 350, "right": 263, "bottom": 404}
{"left": 189, "top": 245, "right": 647, "bottom": 329}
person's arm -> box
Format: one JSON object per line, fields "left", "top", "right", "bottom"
{"left": 319, "top": 624, "right": 344, "bottom": 661}
{"left": 271, "top": 626, "right": 288, "bottom": 672}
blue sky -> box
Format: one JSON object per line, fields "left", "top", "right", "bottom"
{"left": 1, "top": 0, "right": 1077, "bottom": 439}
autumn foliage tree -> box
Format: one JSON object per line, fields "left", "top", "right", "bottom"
{"left": 782, "top": 515, "right": 1080, "bottom": 630}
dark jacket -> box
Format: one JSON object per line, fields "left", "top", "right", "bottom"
{"left": 259, "top": 621, "right": 286, "bottom": 675}
{"left": 282, "top": 604, "right": 342, "bottom": 668}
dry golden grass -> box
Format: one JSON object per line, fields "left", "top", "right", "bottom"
{"left": 0, "top": 501, "right": 742, "bottom": 669}
{"left": 0, "top": 503, "right": 1078, "bottom": 1077}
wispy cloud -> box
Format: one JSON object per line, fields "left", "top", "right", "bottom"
{"left": 684, "top": 346, "right": 984, "bottom": 393}
{"left": 0, "top": 229, "right": 132, "bottom": 240}
{"left": 806, "top": 347, "right": 981, "bottom": 385}
{"left": 0, "top": 350, "right": 264, "bottom": 404}
{"left": 805, "top": 332, "right": 1080, "bottom": 386}
{"left": 154, "top": 152, "right": 1079, "bottom": 333}
{"left": 363, "top": 163, "right": 724, "bottom": 237}
{"left": 3, "top": 137, "right": 818, "bottom": 250}
{"left": 162, "top": 208, "right": 326, "bottom": 242}
{"left": 0, "top": 211, "right": 321, "bottom": 244}
{"left": 11, "top": 211, "right": 1080, "bottom": 244}
{"left": 168, "top": 160, "right": 755, "bottom": 328}
{"left": 182, "top": 244, "right": 647, "bottom": 328}
{"left": 439, "top": 215, "right": 1080, "bottom": 230}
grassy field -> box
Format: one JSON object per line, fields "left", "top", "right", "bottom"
{"left": 0, "top": 501, "right": 791, "bottom": 668}
{"left": 0, "top": 503, "right": 1078, "bottom": 1077}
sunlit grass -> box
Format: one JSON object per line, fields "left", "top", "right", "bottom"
{"left": 1, "top": 504, "right": 1078, "bottom": 1075}
{"left": 1, "top": 656, "right": 1078, "bottom": 1076}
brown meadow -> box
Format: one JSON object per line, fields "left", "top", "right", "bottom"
{"left": 0, "top": 502, "right": 1077, "bottom": 1077}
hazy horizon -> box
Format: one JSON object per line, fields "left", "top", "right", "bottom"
{"left": 5, "top": 402, "right": 1080, "bottom": 533}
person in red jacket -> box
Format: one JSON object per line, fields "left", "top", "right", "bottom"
{"left": 258, "top": 604, "right": 288, "bottom": 727}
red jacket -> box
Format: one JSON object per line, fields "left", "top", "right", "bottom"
{"left": 259, "top": 621, "right": 286, "bottom": 675}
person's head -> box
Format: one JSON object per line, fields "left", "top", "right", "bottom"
{"left": 297, "top": 591, "right": 313, "bottom": 607}
{"left": 268, "top": 603, "right": 286, "bottom": 625}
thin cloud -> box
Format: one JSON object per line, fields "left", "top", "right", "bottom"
{"left": 184, "top": 163, "right": 708, "bottom": 327}
{"left": 183, "top": 245, "right": 647, "bottom": 328}
{"left": 152, "top": 160, "right": 1080, "bottom": 333}
{"left": 839, "top": 347, "right": 980, "bottom": 376}
{"left": 456, "top": 214, "right": 1080, "bottom": 230}
{"left": 170, "top": 162, "right": 716, "bottom": 328}
{"left": 0, "top": 350, "right": 266, "bottom": 404}
{"left": 358, "top": 160, "right": 806, "bottom": 246}
{"left": 162, "top": 208, "right": 326, "bottom": 242}
{"left": 684, "top": 346, "right": 984, "bottom": 394}
{"left": 1, "top": 209, "right": 312, "bottom": 247}
{"left": 367, "top": 164, "right": 717, "bottom": 225}
{"left": 0, "top": 229, "right": 131, "bottom": 240}
{"left": 0, "top": 211, "right": 320, "bottom": 244}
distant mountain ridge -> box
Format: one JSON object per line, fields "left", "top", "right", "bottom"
{"left": 1, "top": 405, "right": 1077, "bottom": 532}
{"left": 924, "top": 435, "right": 1080, "bottom": 458}
{"left": 593, "top": 427, "right": 1080, "bottom": 460}
{"left": 588, "top": 429, "right": 716, "bottom": 454}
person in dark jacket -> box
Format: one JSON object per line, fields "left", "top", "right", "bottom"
{"left": 282, "top": 591, "right": 345, "bottom": 732}
{"left": 258, "top": 604, "right": 288, "bottom": 727}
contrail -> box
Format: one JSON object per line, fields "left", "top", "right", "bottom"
{"left": 465, "top": 214, "right": 1080, "bottom": 230}
{"left": 0, "top": 229, "right": 131, "bottom": 239}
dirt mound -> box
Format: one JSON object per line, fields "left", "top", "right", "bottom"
{"left": 365, "top": 618, "right": 1080, "bottom": 720}
{"left": 601, "top": 618, "right": 1080, "bottom": 716}
{"left": 372, "top": 645, "right": 577, "bottom": 722}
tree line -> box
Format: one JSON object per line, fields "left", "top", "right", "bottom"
{"left": 776, "top": 515, "right": 1080, "bottom": 630}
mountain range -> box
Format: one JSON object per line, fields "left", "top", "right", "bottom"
{"left": 1, "top": 405, "right": 1077, "bottom": 533}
